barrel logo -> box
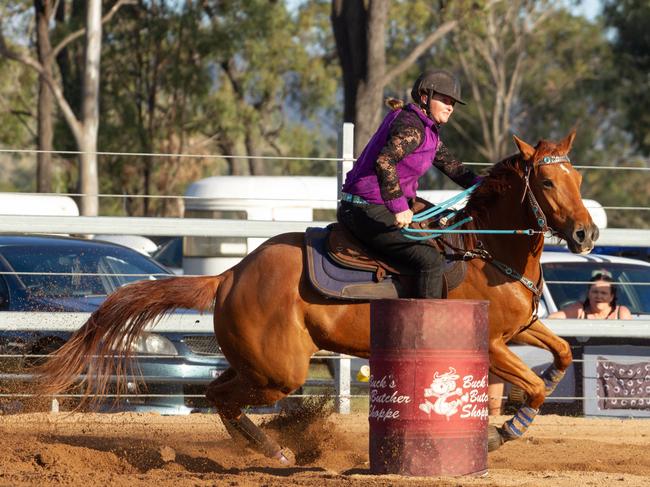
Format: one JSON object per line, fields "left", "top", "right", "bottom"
{"left": 419, "top": 367, "right": 489, "bottom": 420}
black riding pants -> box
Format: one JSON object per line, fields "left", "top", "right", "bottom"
{"left": 337, "top": 201, "right": 444, "bottom": 299}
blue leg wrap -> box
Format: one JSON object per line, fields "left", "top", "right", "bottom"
{"left": 541, "top": 366, "right": 565, "bottom": 395}
{"left": 501, "top": 405, "right": 538, "bottom": 441}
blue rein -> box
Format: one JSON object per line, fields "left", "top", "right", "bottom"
{"left": 411, "top": 182, "right": 481, "bottom": 222}
{"left": 401, "top": 182, "right": 541, "bottom": 240}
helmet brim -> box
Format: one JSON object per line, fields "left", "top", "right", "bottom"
{"left": 434, "top": 90, "right": 466, "bottom": 105}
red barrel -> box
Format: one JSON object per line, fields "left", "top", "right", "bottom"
{"left": 369, "top": 299, "right": 489, "bottom": 476}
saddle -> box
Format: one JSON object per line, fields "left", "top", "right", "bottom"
{"left": 304, "top": 201, "right": 468, "bottom": 300}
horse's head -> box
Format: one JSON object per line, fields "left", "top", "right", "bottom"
{"left": 513, "top": 130, "right": 599, "bottom": 254}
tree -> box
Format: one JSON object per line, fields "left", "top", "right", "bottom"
{"left": 0, "top": 0, "right": 131, "bottom": 214}
{"left": 427, "top": 2, "right": 611, "bottom": 162}
{"left": 603, "top": 0, "right": 650, "bottom": 156}
{"left": 92, "top": 0, "right": 338, "bottom": 217}
{"left": 96, "top": 1, "right": 213, "bottom": 216}
{"left": 202, "top": 0, "right": 339, "bottom": 175}
{"left": 448, "top": 1, "right": 558, "bottom": 162}
{"left": 33, "top": 0, "right": 56, "bottom": 192}
{"left": 331, "top": 0, "right": 459, "bottom": 154}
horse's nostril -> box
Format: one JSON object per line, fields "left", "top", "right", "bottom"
{"left": 591, "top": 226, "right": 600, "bottom": 242}
{"left": 575, "top": 229, "right": 586, "bottom": 243}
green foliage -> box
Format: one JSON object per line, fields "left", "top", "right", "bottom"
{"left": 0, "top": 57, "right": 36, "bottom": 147}
{"left": 200, "top": 0, "right": 340, "bottom": 171}
{"left": 603, "top": 0, "right": 650, "bottom": 156}
{"left": 97, "top": 1, "right": 214, "bottom": 215}
{"left": 92, "top": 0, "right": 340, "bottom": 215}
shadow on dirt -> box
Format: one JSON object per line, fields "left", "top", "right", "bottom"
{"left": 41, "top": 434, "right": 227, "bottom": 473}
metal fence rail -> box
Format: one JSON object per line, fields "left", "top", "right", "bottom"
{"left": 0, "top": 215, "right": 648, "bottom": 246}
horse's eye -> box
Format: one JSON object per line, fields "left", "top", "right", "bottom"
{"left": 542, "top": 179, "right": 554, "bottom": 189}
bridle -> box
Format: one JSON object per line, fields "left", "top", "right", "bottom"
{"left": 521, "top": 154, "right": 572, "bottom": 237}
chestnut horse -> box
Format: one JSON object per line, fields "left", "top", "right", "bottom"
{"left": 36, "top": 130, "right": 598, "bottom": 464}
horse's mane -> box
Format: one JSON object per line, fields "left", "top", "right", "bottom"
{"left": 465, "top": 153, "right": 525, "bottom": 219}
{"left": 457, "top": 153, "right": 526, "bottom": 249}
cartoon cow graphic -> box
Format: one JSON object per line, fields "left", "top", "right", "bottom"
{"left": 419, "top": 367, "right": 469, "bottom": 419}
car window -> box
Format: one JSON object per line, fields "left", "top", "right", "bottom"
{"left": 97, "top": 255, "right": 160, "bottom": 292}
{"left": 0, "top": 244, "right": 168, "bottom": 298}
{"left": 151, "top": 238, "right": 181, "bottom": 268}
{"left": 543, "top": 263, "right": 650, "bottom": 314}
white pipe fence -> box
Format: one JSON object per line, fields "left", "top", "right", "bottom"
{"left": 0, "top": 215, "right": 648, "bottom": 247}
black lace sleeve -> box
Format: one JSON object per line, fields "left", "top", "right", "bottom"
{"left": 375, "top": 111, "right": 424, "bottom": 202}
{"left": 433, "top": 141, "right": 478, "bottom": 188}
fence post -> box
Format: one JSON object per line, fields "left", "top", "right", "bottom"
{"left": 334, "top": 354, "right": 351, "bottom": 414}
{"left": 337, "top": 123, "right": 355, "bottom": 202}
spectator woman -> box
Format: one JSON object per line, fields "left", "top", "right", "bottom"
{"left": 548, "top": 271, "right": 632, "bottom": 320}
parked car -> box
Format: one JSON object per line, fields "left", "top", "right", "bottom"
{"left": 539, "top": 251, "right": 650, "bottom": 318}
{"left": 0, "top": 234, "right": 227, "bottom": 414}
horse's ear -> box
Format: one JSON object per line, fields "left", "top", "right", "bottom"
{"left": 513, "top": 134, "right": 535, "bottom": 161}
{"left": 560, "top": 129, "right": 577, "bottom": 152}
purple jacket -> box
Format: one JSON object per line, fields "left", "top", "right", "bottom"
{"left": 342, "top": 104, "right": 440, "bottom": 214}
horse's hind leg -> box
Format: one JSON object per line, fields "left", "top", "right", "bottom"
{"left": 205, "top": 368, "right": 296, "bottom": 465}
{"left": 508, "top": 319, "right": 573, "bottom": 404}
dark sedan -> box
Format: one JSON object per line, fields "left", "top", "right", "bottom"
{"left": 0, "top": 234, "right": 228, "bottom": 414}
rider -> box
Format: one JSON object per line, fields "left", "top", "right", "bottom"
{"left": 337, "top": 69, "right": 481, "bottom": 299}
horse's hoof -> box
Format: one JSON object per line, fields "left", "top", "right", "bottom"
{"left": 487, "top": 425, "right": 505, "bottom": 452}
{"left": 508, "top": 384, "right": 528, "bottom": 404}
{"left": 273, "top": 447, "right": 296, "bottom": 466}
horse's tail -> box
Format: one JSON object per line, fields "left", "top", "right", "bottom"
{"left": 34, "top": 275, "right": 222, "bottom": 405}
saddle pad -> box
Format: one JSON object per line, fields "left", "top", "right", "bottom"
{"left": 305, "top": 227, "right": 402, "bottom": 300}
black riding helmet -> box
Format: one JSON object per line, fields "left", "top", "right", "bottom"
{"left": 411, "top": 70, "right": 466, "bottom": 106}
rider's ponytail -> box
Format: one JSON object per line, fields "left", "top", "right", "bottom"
{"left": 385, "top": 97, "right": 405, "bottom": 111}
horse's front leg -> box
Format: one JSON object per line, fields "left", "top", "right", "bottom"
{"left": 508, "top": 318, "right": 573, "bottom": 403}
{"left": 488, "top": 339, "right": 548, "bottom": 451}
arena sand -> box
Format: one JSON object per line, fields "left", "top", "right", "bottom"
{"left": 0, "top": 411, "right": 648, "bottom": 486}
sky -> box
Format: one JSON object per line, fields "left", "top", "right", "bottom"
{"left": 573, "top": 0, "right": 602, "bottom": 20}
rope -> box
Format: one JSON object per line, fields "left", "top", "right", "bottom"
{"left": 0, "top": 148, "right": 343, "bottom": 162}
{"left": 2, "top": 147, "right": 649, "bottom": 171}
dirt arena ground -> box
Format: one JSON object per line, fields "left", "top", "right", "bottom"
{"left": 0, "top": 411, "right": 649, "bottom": 487}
